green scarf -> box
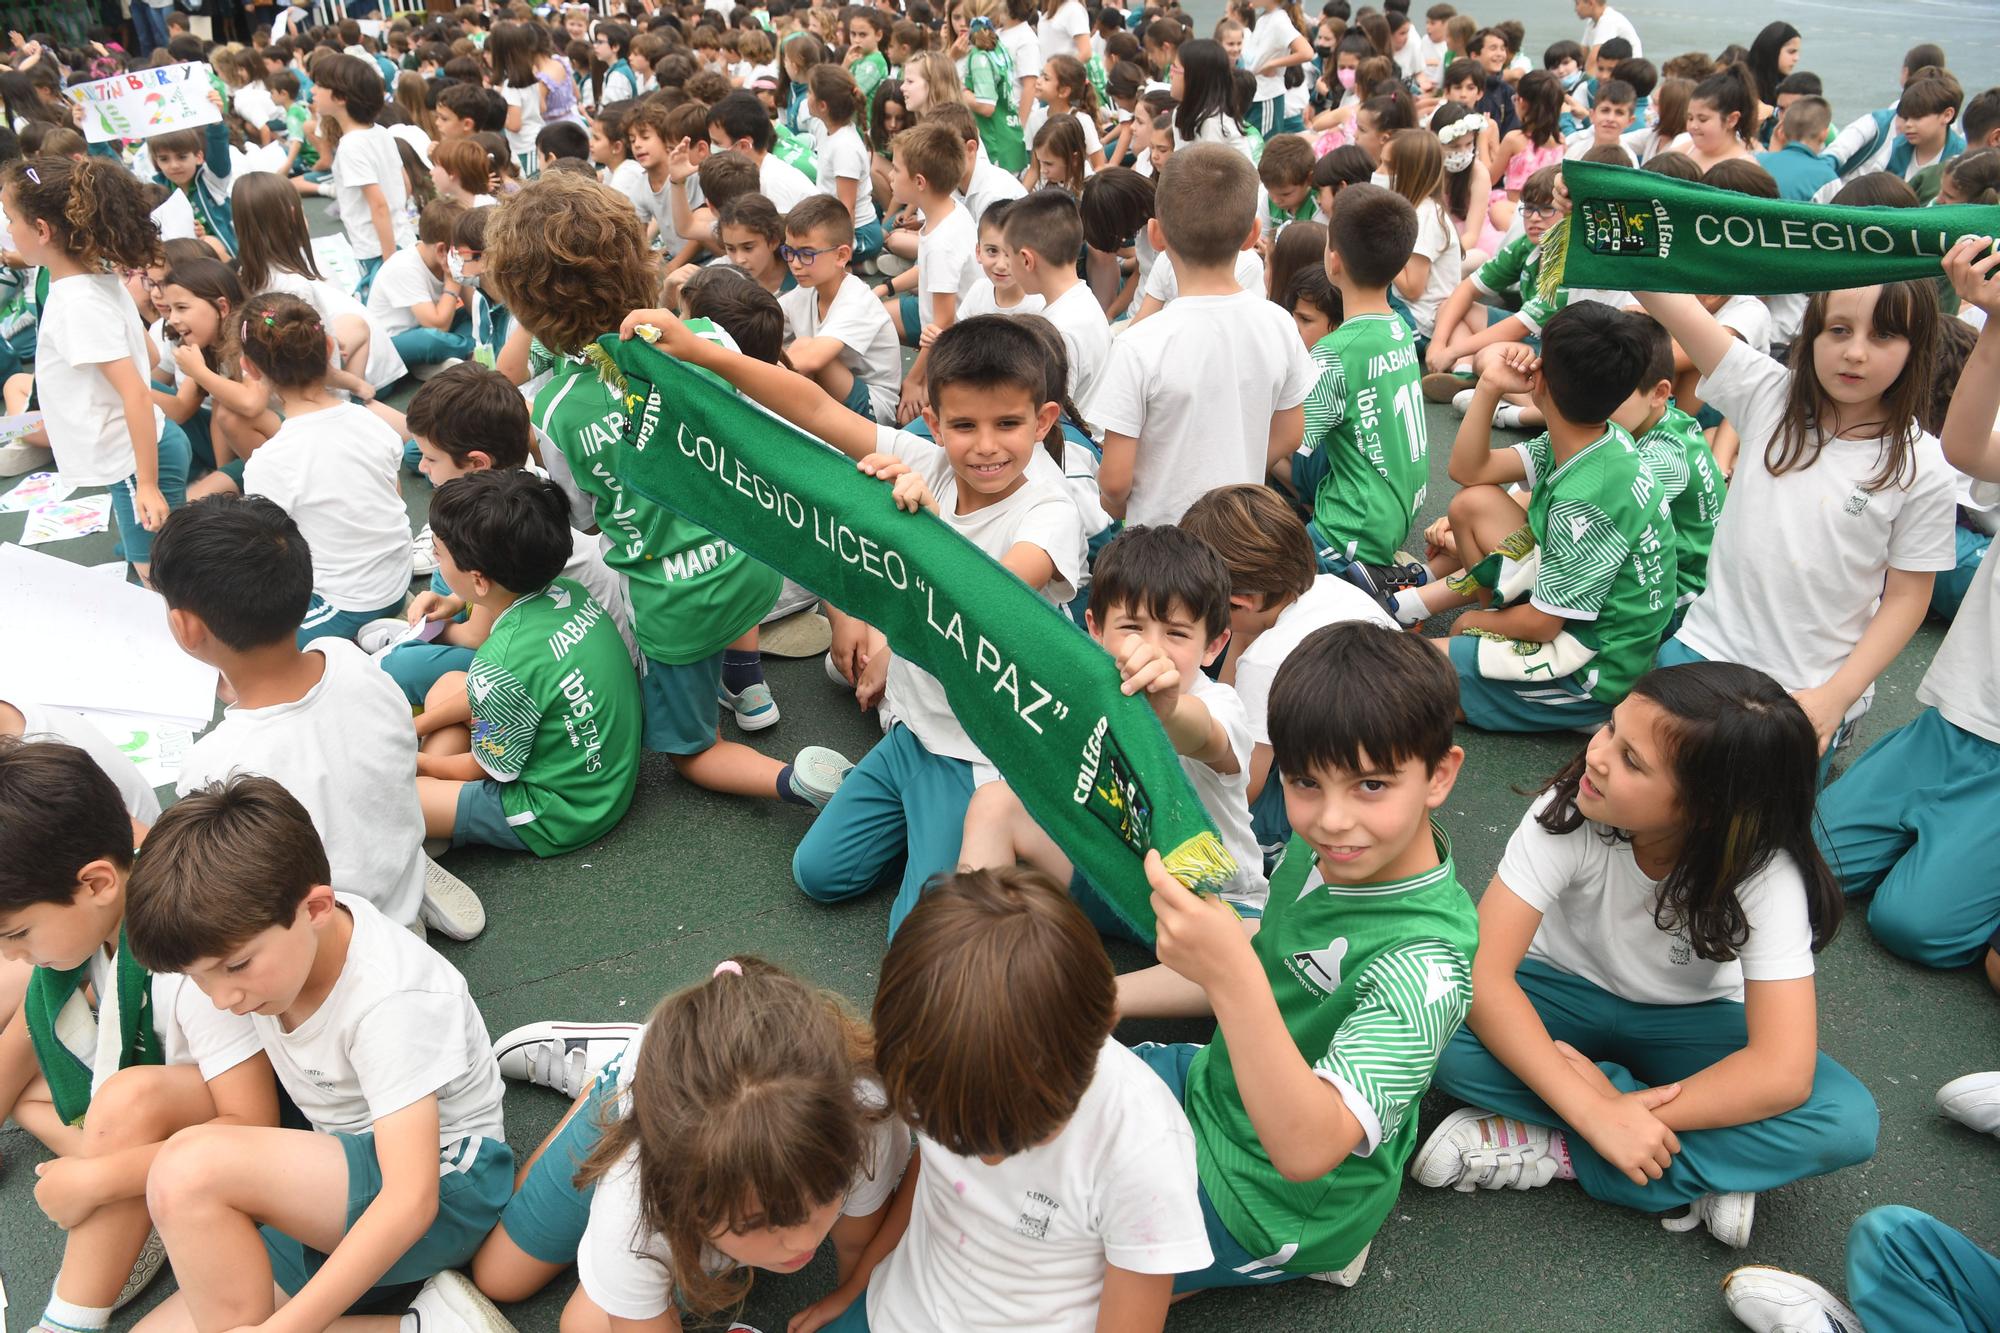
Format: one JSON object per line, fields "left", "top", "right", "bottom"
{"left": 600, "top": 335, "right": 1237, "bottom": 939}
{"left": 22, "top": 928, "right": 161, "bottom": 1126}
{"left": 1537, "top": 160, "right": 2000, "bottom": 301}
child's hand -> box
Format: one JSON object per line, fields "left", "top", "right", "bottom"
{"left": 1424, "top": 514, "right": 1457, "bottom": 562}
{"left": 667, "top": 136, "right": 698, "bottom": 183}
{"left": 1425, "top": 339, "right": 1460, "bottom": 374}
{"left": 33, "top": 1155, "right": 106, "bottom": 1229}
{"left": 1476, "top": 342, "right": 1539, "bottom": 397}
{"left": 618, "top": 306, "right": 698, "bottom": 357}
{"left": 854, "top": 646, "right": 890, "bottom": 711}
{"left": 1552, "top": 173, "right": 1572, "bottom": 216}
{"left": 1943, "top": 235, "right": 2000, "bottom": 320}
{"left": 789, "top": 1283, "right": 862, "bottom": 1333}
{"left": 917, "top": 322, "right": 942, "bottom": 349}
{"left": 896, "top": 376, "right": 929, "bottom": 425}
{"left": 407, "top": 590, "right": 462, "bottom": 624}
{"left": 1790, "top": 683, "right": 1849, "bottom": 755}
{"left": 1116, "top": 636, "right": 1183, "bottom": 723}
{"left": 1575, "top": 1082, "right": 1683, "bottom": 1186}
{"left": 171, "top": 342, "right": 205, "bottom": 376}
{"left": 1145, "top": 849, "right": 1256, "bottom": 995}
{"left": 134, "top": 483, "right": 169, "bottom": 531}
{"left": 207, "top": 87, "right": 225, "bottom": 112}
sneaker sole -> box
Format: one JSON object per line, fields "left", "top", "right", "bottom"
{"left": 112, "top": 1230, "right": 168, "bottom": 1312}
{"left": 730, "top": 704, "right": 782, "bottom": 732}
{"left": 492, "top": 1021, "right": 644, "bottom": 1082}
{"left": 430, "top": 1269, "right": 518, "bottom": 1333}
{"left": 1409, "top": 1108, "right": 1484, "bottom": 1189}
{"left": 422, "top": 859, "right": 486, "bottom": 941}
{"left": 1421, "top": 371, "right": 1471, "bottom": 404}
{"left": 789, "top": 747, "right": 854, "bottom": 809}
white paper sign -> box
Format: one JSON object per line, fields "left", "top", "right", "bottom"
{"left": 65, "top": 63, "right": 221, "bottom": 145}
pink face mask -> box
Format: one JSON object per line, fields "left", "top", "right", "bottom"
{"left": 1337, "top": 67, "right": 1357, "bottom": 90}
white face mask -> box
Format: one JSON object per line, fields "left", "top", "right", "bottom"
{"left": 446, "top": 248, "right": 479, "bottom": 289}
{"left": 1369, "top": 170, "right": 1392, "bottom": 189}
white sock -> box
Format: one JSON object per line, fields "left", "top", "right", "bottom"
{"left": 1391, "top": 588, "right": 1429, "bottom": 626}
{"left": 400, "top": 1313, "right": 421, "bottom": 1333}
{"left": 41, "top": 1291, "right": 112, "bottom": 1333}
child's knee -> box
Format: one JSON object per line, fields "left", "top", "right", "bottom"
{"left": 471, "top": 1228, "right": 548, "bottom": 1305}
{"left": 424, "top": 670, "right": 469, "bottom": 715}
{"left": 82, "top": 1066, "right": 190, "bottom": 1149}
{"left": 1803, "top": 1059, "right": 1880, "bottom": 1174}
{"left": 964, "top": 779, "right": 1025, "bottom": 829}
{"left": 1864, "top": 893, "right": 1971, "bottom": 969}
{"left": 557, "top": 1284, "right": 610, "bottom": 1333}
{"left": 145, "top": 1123, "right": 238, "bottom": 1224}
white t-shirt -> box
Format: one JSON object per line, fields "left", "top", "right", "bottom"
{"left": 1000, "top": 20, "right": 1044, "bottom": 82}
{"left": 1086, "top": 287, "right": 1314, "bottom": 527}
{"left": 815, "top": 123, "right": 879, "bottom": 228}
{"left": 1179, "top": 672, "right": 1268, "bottom": 911}
{"left": 1173, "top": 110, "right": 1256, "bottom": 163}
{"left": 1582, "top": 4, "right": 1643, "bottom": 56}
{"left": 1500, "top": 794, "right": 1814, "bottom": 1005}
{"left": 234, "top": 80, "right": 280, "bottom": 129}
{"left": 1024, "top": 104, "right": 1103, "bottom": 162}
{"left": 1142, "top": 248, "right": 1264, "bottom": 305}
{"left": 1919, "top": 477, "right": 2000, "bottom": 743}
{"left": 874, "top": 425, "right": 1086, "bottom": 764}
{"left": 177, "top": 639, "right": 426, "bottom": 926}
{"left": 1247, "top": 9, "right": 1304, "bottom": 103}
{"left": 251, "top": 894, "right": 506, "bottom": 1142}
{"left": 579, "top": 1050, "right": 911, "bottom": 1321}
{"left": 244, "top": 402, "right": 413, "bottom": 612}
{"left": 1233, "top": 576, "right": 1397, "bottom": 746}
{"left": 364, "top": 245, "right": 443, "bottom": 339}
{"left": 916, "top": 202, "right": 980, "bottom": 329}
{"left": 609, "top": 157, "right": 651, "bottom": 214}
{"left": 864, "top": 1038, "right": 1211, "bottom": 1332}
{"left": 1714, "top": 292, "right": 1774, "bottom": 356}
{"left": 758, "top": 150, "right": 818, "bottom": 211}
{"left": 1039, "top": 0, "right": 1090, "bottom": 64}
{"left": 499, "top": 81, "right": 545, "bottom": 160}
{"left": 259, "top": 266, "right": 408, "bottom": 389}
{"left": 152, "top": 187, "right": 197, "bottom": 242}
{"left": 1405, "top": 199, "right": 1462, "bottom": 336}
{"left": 1041, "top": 283, "right": 1113, "bottom": 408}
{"left": 332, "top": 123, "right": 411, "bottom": 259}
{"left": 635, "top": 173, "right": 702, "bottom": 256}
{"left": 1677, "top": 340, "right": 1958, "bottom": 720}
{"left": 86, "top": 952, "right": 261, "bottom": 1078}
{"left": 964, "top": 156, "right": 1028, "bottom": 223}
{"left": 36, "top": 273, "right": 168, "bottom": 487}
{"left": 780, "top": 274, "right": 903, "bottom": 423}
{"left": 958, "top": 278, "right": 1045, "bottom": 321}
{"left": 7, "top": 697, "right": 160, "bottom": 824}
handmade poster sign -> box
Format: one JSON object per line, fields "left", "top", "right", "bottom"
{"left": 603, "top": 334, "right": 1237, "bottom": 939}
{"left": 1539, "top": 160, "right": 2000, "bottom": 299}
{"left": 65, "top": 63, "right": 219, "bottom": 145}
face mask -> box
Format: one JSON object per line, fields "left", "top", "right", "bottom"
{"left": 1369, "top": 170, "right": 1392, "bottom": 188}
{"left": 1336, "top": 67, "right": 1356, "bottom": 90}
{"left": 1560, "top": 69, "right": 1584, "bottom": 90}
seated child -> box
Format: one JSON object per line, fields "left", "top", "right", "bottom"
{"left": 413, "top": 470, "right": 642, "bottom": 859}
{"left": 638, "top": 309, "right": 1087, "bottom": 934}
{"left": 239, "top": 296, "right": 413, "bottom": 645}
{"left": 468, "top": 959, "right": 911, "bottom": 1320}
{"left": 1257, "top": 131, "right": 1324, "bottom": 234}
{"left": 0, "top": 741, "right": 275, "bottom": 1333}
{"left": 483, "top": 175, "right": 849, "bottom": 810}
{"left": 1005, "top": 188, "right": 1115, "bottom": 408}
{"left": 365, "top": 197, "right": 475, "bottom": 369}
{"left": 149, "top": 495, "right": 467, "bottom": 938}
{"left": 955, "top": 197, "right": 1045, "bottom": 320}
{"left": 1403, "top": 306, "right": 1678, "bottom": 735}
{"left": 779, "top": 194, "right": 904, "bottom": 423}
{"left": 1562, "top": 77, "right": 1638, "bottom": 164}
{"left": 812, "top": 867, "right": 1212, "bottom": 1330}
{"left": 1122, "top": 621, "right": 1478, "bottom": 1292}
{"left": 1416, "top": 662, "right": 1877, "bottom": 1248}
{"left": 148, "top": 111, "right": 238, "bottom": 258}
{"left": 1423, "top": 164, "right": 1565, "bottom": 391}
{"left": 1755, "top": 95, "right": 1839, "bottom": 201}
{"left": 123, "top": 775, "right": 514, "bottom": 1332}
{"left": 0, "top": 696, "right": 157, "bottom": 828}
{"left": 1090, "top": 143, "right": 1314, "bottom": 526}
{"left": 960, "top": 525, "right": 1268, "bottom": 930}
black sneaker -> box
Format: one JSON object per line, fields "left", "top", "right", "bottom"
{"left": 1334, "top": 561, "right": 1398, "bottom": 618}
{"left": 1364, "top": 560, "right": 1432, "bottom": 593}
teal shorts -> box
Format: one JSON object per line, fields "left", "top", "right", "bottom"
{"left": 263, "top": 1131, "right": 513, "bottom": 1297}
{"left": 897, "top": 292, "right": 920, "bottom": 347}
{"left": 640, "top": 652, "right": 723, "bottom": 755}
{"left": 453, "top": 777, "right": 530, "bottom": 852}
{"left": 841, "top": 373, "right": 877, "bottom": 423}
{"left": 1131, "top": 1041, "right": 1307, "bottom": 1292}
{"left": 1447, "top": 633, "right": 1611, "bottom": 734}
{"left": 853, "top": 219, "right": 885, "bottom": 259}
{"left": 299, "top": 592, "right": 406, "bottom": 650}
{"left": 498, "top": 1057, "right": 621, "bottom": 1263}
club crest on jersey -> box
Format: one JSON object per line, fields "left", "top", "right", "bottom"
{"left": 1287, "top": 936, "right": 1350, "bottom": 997}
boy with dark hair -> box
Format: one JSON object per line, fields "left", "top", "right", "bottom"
{"left": 922, "top": 99, "right": 1027, "bottom": 224}
{"left": 1256, "top": 132, "right": 1322, "bottom": 232}
{"left": 534, "top": 118, "right": 591, "bottom": 167}
{"left": 269, "top": 68, "right": 318, "bottom": 175}
{"left": 960, "top": 524, "right": 1268, "bottom": 928}
{"left": 366, "top": 197, "right": 472, "bottom": 368}
{"left": 148, "top": 105, "right": 238, "bottom": 256}
{"left": 878, "top": 121, "right": 974, "bottom": 409}
{"left": 1405, "top": 305, "right": 1678, "bottom": 732}
{"left": 1612, "top": 314, "right": 1726, "bottom": 629}
{"left": 1125, "top": 619, "right": 1478, "bottom": 1292}
{"left": 780, "top": 193, "right": 902, "bottom": 422}
{"left": 1898, "top": 69, "right": 1967, "bottom": 203}
{"left": 313, "top": 52, "right": 409, "bottom": 295}
{"left": 0, "top": 741, "right": 275, "bottom": 1333}
{"left": 149, "top": 495, "right": 482, "bottom": 938}
{"left": 636, "top": 309, "right": 1087, "bottom": 934}
{"left": 1964, "top": 85, "right": 2000, "bottom": 151}
{"left": 1003, "top": 188, "right": 1113, "bottom": 407}
{"left": 708, "top": 88, "right": 816, "bottom": 208}
{"left": 811, "top": 866, "right": 1211, "bottom": 1329}
{"left": 123, "top": 775, "right": 514, "bottom": 1333}
{"left": 435, "top": 79, "right": 501, "bottom": 138}
{"left": 629, "top": 97, "right": 707, "bottom": 266}
{"left": 1758, "top": 95, "right": 1838, "bottom": 200}
{"left": 412, "top": 471, "right": 643, "bottom": 857}
{"left": 485, "top": 175, "right": 850, "bottom": 811}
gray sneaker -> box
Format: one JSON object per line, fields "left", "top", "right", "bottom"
{"left": 787, "top": 746, "right": 854, "bottom": 808}
{"left": 420, "top": 857, "right": 485, "bottom": 942}
{"left": 111, "top": 1229, "right": 167, "bottom": 1313}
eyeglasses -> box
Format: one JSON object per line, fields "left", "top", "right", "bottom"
{"left": 1520, "top": 204, "right": 1561, "bottom": 220}
{"left": 123, "top": 268, "right": 162, "bottom": 294}
{"left": 777, "top": 243, "right": 838, "bottom": 264}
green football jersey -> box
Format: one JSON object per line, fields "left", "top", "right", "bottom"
{"left": 965, "top": 45, "right": 1027, "bottom": 172}
{"left": 1471, "top": 231, "right": 1540, "bottom": 301}
{"left": 1520, "top": 426, "right": 1678, "bottom": 703}
{"left": 1302, "top": 313, "right": 1428, "bottom": 566}
{"left": 1183, "top": 828, "right": 1478, "bottom": 1274}
{"left": 534, "top": 332, "right": 781, "bottom": 665}
{"left": 848, "top": 50, "right": 888, "bottom": 99}
{"left": 469, "top": 578, "right": 642, "bottom": 857}
{"left": 1635, "top": 404, "right": 1726, "bottom": 606}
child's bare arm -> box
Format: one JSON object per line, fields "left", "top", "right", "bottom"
{"left": 789, "top": 1155, "right": 920, "bottom": 1333}
{"left": 1942, "top": 238, "right": 2000, "bottom": 481}
{"left": 1447, "top": 347, "right": 1535, "bottom": 487}
{"left": 1265, "top": 404, "right": 1304, "bottom": 471}
{"left": 999, "top": 540, "right": 1057, "bottom": 592}
{"left": 1098, "top": 430, "right": 1136, "bottom": 518}
{"left": 1632, "top": 291, "right": 1737, "bottom": 380}
{"left": 1095, "top": 1265, "right": 1173, "bottom": 1333}
{"left": 786, "top": 335, "right": 848, "bottom": 375}
{"left": 438, "top": 600, "right": 497, "bottom": 649}
{"left": 0, "top": 1009, "right": 39, "bottom": 1128}
{"left": 1794, "top": 567, "right": 1932, "bottom": 754}
{"left": 361, "top": 182, "right": 396, "bottom": 260}
{"left": 98, "top": 358, "right": 166, "bottom": 529}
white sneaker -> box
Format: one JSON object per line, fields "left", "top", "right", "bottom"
{"left": 1451, "top": 387, "right": 1476, "bottom": 415}
{"left": 357, "top": 616, "right": 414, "bottom": 654}
{"left": 0, "top": 440, "right": 51, "bottom": 477}
{"left": 1306, "top": 1241, "right": 1369, "bottom": 1287}
{"left": 1410, "top": 1108, "right": 1561, "bottom": 1192}
{"left": 493, "top": 1020, "right": 642, "bottom": 1098}
{"left": 824, "top": 650, "right": 851, "bottom": 687}
{"left": 111, "top": 1228, "right": 168, "bottom": 1312}
{"left": 406, "top": 1270, "right": 515, "bottom": 1333}
{"left": 1937, "top": 1070, "right": 2000, "bottom": 1136}
{"left": 420, "top": 857, "right": 485, "bottom": 941}
{"left": 412, "top": 525, "right": 439, "bottom": 577}
{"left": 1493, "top": 403, "right": 1530, "bottom": 429}
{"left": 719, "top": 680, "right": 781, "bottom": 731}
{"left": 1723, "top": 1265, "right": 1862, "bottom": 1333}
{"left": 1664, "top": 1191, "right": 1756, "bottom": 1248}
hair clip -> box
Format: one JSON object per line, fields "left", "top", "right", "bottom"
{"left": 262, "top": 309, "right": 277, "bottom": 326}
{"left": 22, "top": 165, "right": 37, "bottom": 184}
{"left": 968, "top": 15, "right": 994, "bottom": 30}
{"left": 712, "top": 959, "right": 743, "bottom": 977}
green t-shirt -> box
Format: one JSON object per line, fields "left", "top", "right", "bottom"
{"left": 469, "top": 578, "right": 641, "bottom": 857}
{"left": 965, "top": 45, "right": 1027, "bottom": 172}
{"left": 1519, "top": 426, "right": 1678, "bottom": 703}
{"left": 1302, "top": 313, "right": 1428, "bottom": 566}
{"left": 1265, "top": 193, "right": 1319, "bottom": 232}
{"left": 1471, "top": 231, "right": 1571, "bottom": 332}
{"left": 848, "top": 50, "right": 889, "bottom": 100}
{"left": 1634, "top": 404, "right": 1726, "bottom": 606}
{"left": 284, "top": 102, "right": 318, "bottom": 171}
{"left": 1184, "top": 829, "right": 1478, "bottom": 1274}
{"left": 533, "top": 336, "right": 781, "bottom": 665}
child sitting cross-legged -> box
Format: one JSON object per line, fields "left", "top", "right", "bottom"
{"left": 0, "top": 741, "right": 278, "bottom": 1333}
{"left": 778, "top": 193, "right": 903, "bottom": 424}
{"left": 364, "top": 197, "right": 476, "bottom": 371}
{"left": 631, "top": 310, "right": 1088, "bottom": 935}
{"left": 123, "top": 775, "right": 515, "bottom": 1333}
{"left": 1116, "top": 622, "right": 1480, "bottom": 1293}
{"left": 413, "top": 470, "right": 644, "bottom": 860}
{"left": 959, "top": 524, "right": 1269, "bottom": 932}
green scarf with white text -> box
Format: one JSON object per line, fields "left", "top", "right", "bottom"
{"left": 596, "top": 336, "right": 1238, "bottom": 939}
{"left": 1537, "top": 160, "right": 2000, "bottom": 301}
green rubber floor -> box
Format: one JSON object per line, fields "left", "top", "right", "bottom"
{"left": 3, "top": 377, "right": 1993, "bottom": 1331}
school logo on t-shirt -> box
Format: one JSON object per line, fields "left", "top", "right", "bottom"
{"left": 1287, "top": 936, "right": 1350, "bottom": 997}
{"left": 1013, "top": 1190, "right": 1061, "bottom": 1240}
{"left": 1843, "top": 489, "right": 1871, "bottom": 516}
